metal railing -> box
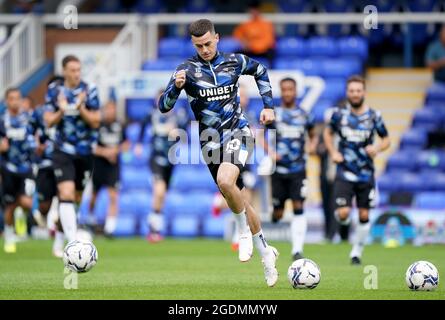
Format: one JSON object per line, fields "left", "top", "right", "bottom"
{"left": 0, "top": 14, "right": 44, "bottom": 98}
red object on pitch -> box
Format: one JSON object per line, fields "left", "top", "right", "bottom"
{"left": 231, "top": 242, "right": 239, "bottom": 252}
{"left": 147, "top": 233, "right": 163, "bottom": 243}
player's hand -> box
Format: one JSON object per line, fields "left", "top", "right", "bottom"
{"left": 134, "top": 143, "right": 144, "bottom": 157}
{"left": 76, "top": 91, "right": 87, "bottom": 108}
{"left": 270, "top": 152, "right": 281, "bottom": 162}
{"left": 331, "top": 151, "right": 344, "bottom": 163}
{"left": 0, "top": 138, "right": 9, "bottom": 152}
{"left": 308, "top": 141, "right": 318, "bottom": 156}
{"left": 174, "top": 70, "right": 187, "bottom": 89}
{"left": 57, "top": 92, "right": 68, "bottom": 111}
{"left": 260, "top": 108, "right": 275, "bottom": 125}
{"left": 365, "top": 145, "right": 379, "bottom": 159}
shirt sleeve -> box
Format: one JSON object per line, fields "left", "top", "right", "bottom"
{"left": 237, "top": 54, "right": 274, "bottom": 110}
{"left": 85, "top": 84, "right": 100, "bottom": 110}
{"left": 328, "top": 109, "right": 341, "bottom": 133}
{"left": 374, "top": 111, "right": 389, "bottom": 138}
{"left": 159, "top": 63, "right": 187, "bottom": 113}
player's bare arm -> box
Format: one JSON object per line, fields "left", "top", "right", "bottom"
{"left": 323, "top": 126, "right": 343, "bottom": 163}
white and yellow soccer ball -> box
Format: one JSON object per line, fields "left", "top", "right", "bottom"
{"left": 63, "top": 240, "right": 98, "bottom": 273}
{"left": 406, "top": 261, "right": 439, "bottom": 291}
{"left": 288, "top": 258, "right": 321, "bottom": 289}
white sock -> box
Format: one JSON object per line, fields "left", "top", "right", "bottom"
{"left": 59, "top": 202, "right": 77, "bottom": 242}
{"left": 253, "top": 229, "right": 270, "bottom": 257}
{"left": 104, "top": 216, "right": 117, "bottom": 234}
{"left": 233, "top": 209, "right": 250, "bottom": 234}
{"left": 148, "top": 212, "right": 164, "bottom": 233}
{"left": 350, "top": 221, "right": 371, "bottom": 258}
{"left": 53, "top": 231, "right": 65, "bottom": 251}
{"left": 4, "top": 225, "right": 15, "bottom": 244}
{"left": 291, "top": 214, "right": 307, "bottom": 255}
{"left": 232, "top": 219, "right": 239, "bottom": 244}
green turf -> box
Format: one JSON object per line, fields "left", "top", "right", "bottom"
{"left": 0, "top": 238, "right": 443, "bottom": 300}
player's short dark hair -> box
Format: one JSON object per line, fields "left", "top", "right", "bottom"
{"left": 347, "top": 75, "right": 366, "bottom": 89}
{"left": 280, "top": 77, "right": 297, "bottom": 87}
{"left": 62, "top": 55, "right": 80, "bottom": 68}
{"left": 189, "top": 19, "right": 215, "bottom": 37}
{"left": 4, "top": 87, "right": 20, "bottom": 99}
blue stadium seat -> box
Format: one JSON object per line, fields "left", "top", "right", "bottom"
{"left": 398, "top": 172, "right": 425, "bottom": 192}
{"left": 126, "top": 98, "right": 153, "bottom": 121}
{"left": 325, "top": 0, "right": 350, "bottom": 12}
{"left": 426, "top": 83, "right": 445, "bottom": 104}
{"left": 294, "top": 58, "right": 323, "bottom": 76}
{"left": 386, "top": 150, "right": 418, "bottom": 172}
{"left": 120, "top": 167, "right": 151, "bottom": 191}
{"left": 310, "top": 99, "right": 335, "bottom": 123}
{"left": 273, "top": 58, "right": 299, "bottom": 70}
{"left": 378, "top": 172, "right": 400, "bottom": 192}
{"left": 308, "top": 37, "right": 338, "bottom": 57}
{"left": 163, "top": 191, "right": 213, "bottom": 217}
{"left": 124, "top": 122, "right": 142, "bottom": 143}
{"left": 134, "top": 0, "right": 162, "bottom": 13}
{"left": 278, "top": 0, "right": 306, "bottom": 12}
{"left": 184, "top": 0, "right": 211, "bottom": 12}
{"left": 141, "top": 58, "right": 183, "bottom": 71}
{"left": 414, "top": 192, "right": 445, "bottom": 209}
{"left": 421, "top": 172, "right": 445, "bottom": 191}
{"left": 120, "top": 146, "right": 151, "bottom": 167}
{"left": 320, "top": 79, "right": 346, "bottom": 101}
{"left": 377, "top": 191, "right": 389, "bottom": 207}
{"left": 158, "top": 37, "right": 186, "bottom": 58}
{"left": 412, "top": 108, "right": 441, "bottom": 128}
{"left": 218, "top": 37, "right": 242, "bottom": 53}
{"left": 202, "top": 213, "right": 228, "bottom": 238}
{"left": 113, "top": 215, "right": 138, "bottom": 237}
{"left": 416, "top": 150, "right": 445, "bottom": 171}
{"left": 276, "top": 37, "right": 306, "bottom": 57}
{"left": 400, "top": 128, "right": 427, "bottom": 150}
{"left": 118, "top": 191, "right": 152, "bottom": 215}
{"left": 338, "top": 37, "right": 369, "bottom": 61}
{"left": 170, "top": 166, "right": 217, "bottom": 192}
{"left": 171, "top": 215, "right": 200, "bottom": 237}
{"left": 95, "top": 0, "right": 123, "bottom": 13}
{"left": 321, "top": 58, "right": 362, "bottom": 78}
{"left": 408, "top": 0, "right": 436, "bottom": 12}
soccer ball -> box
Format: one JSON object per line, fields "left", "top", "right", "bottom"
{"left": 288, "top": 258, "right": 321, "bottom": 289}
{"left": 63, "top": 240, "right": 98, "bottom": 273}
{"left": 405, "top": 261, "right": 439, "bottom": 291}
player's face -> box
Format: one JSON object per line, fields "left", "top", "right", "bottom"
{"left": 103, "top": 102, "right": 117, "bottom": 123}
{"left": 6, "top": 90, "right": 22, "bottom": 113}
{"left": 191, "top": 31, "right": 219, "bottom": 62}
{"left": 280, "top": 81, "right": 297, "bottom": 107}
{"left": 346, "top": 81, "right": 366, "bottom": 108}
{"left": 21, "top": 97, "right": 32, "bottom": 113}
{"left": 63, "top": 61, "right": 82, "bottom": 87}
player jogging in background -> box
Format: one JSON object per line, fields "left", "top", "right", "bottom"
{"left": 0, "top": 88, "right": 37, "bottom": 253}
{"left": 90, "top": 100, "right": 124, "bottom": 238}
{"left": 44, "top": 55, "right": 101, "bottom": 247}
{"left": 159, "top": 19, "right": 279, "bottom": 287}
{"left": 268, "top": 77, "right": 317, "bottom": 261}
{"left": 135, "top": 90, "right": 189, "bottom": 243}
{"left": 323, "top": 75, "right": 390, "bottom": 265}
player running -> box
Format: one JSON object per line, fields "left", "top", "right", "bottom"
{"left": 268, "top": 77, "right": 317, "bottom": 261}
{"left": 159, "top": 19, "right": 279, "bottom": 287}
{"left": 0, "top": 88, "right": 37, "bottom": 253}
{"left": 323, "top": 75, "right": 390, "bottom": 265}
{"left": 44, "top": 55, "right": 100, "bottom": 245}
{"left": 90, "top": 100, "right": 124, "bottom": 238}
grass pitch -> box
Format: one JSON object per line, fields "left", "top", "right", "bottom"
{"left": 0, "top": 238, "right": 443, "bottom": 300}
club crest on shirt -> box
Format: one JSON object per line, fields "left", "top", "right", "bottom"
{"left": 194, "top": 67, "right": 202, "bottom": 78}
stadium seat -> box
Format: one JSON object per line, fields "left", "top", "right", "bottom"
{"left": 338, "top": 37, "right": 369, "bottom": 61}
{"left": 113, "top": 215, "right": 138, "bottom": 237}
{"left": 398, "top": 172, "right": 425, "bottom": 192}
{"left": 307, "top": 37, "right": 338, "bottom": 57}
{"left": 377, "top": 172, "right": 400, "bottom": 192}
{"left": 320, "top": 79, "right": 346, "bottom": 101}
{"left": 170, "top": 166, "right": 217, "bottom": 192}
{"left": 407, "top": 0, "right": 436, "bottom": 12}
{"left": 120, "top": 146, "right": 151, "bottom": 167}
{"left": 415, "top": 150, "right": 445, "bottom": 171}
{"left": 120, "top": 167, "right": 152, "bottom": 191}
{"left": 133, "top": 0, "right": 162, "bottom": 13}
{"left": 202, "top": 213, "right": 228, "bottom": 238}
{"left": 276, "top": 37, "right": 306, "bottom": 57}
{"left": 400, "top": 128, "right": 427, "bottom": 150}
{"left": 386, "top": 150, "right": 418, "bottom": 172}
{"left": 170, "top": 215, "right": 200, "bottom": 237}
{"left": 163, "top": 191, "right": 213, "bottom": 217}
{"left": 95, "top": 0, "right": 123, "bottom": 13}
{"left": 278, "top": 0, "right": 306, "bottom": 12}
{"left": 124, "top": 122, "right": 142, "bottom": 143}
{"left": 158, "top": 37, "right": 186, "bottom": 57}
{"left": 218, "top": 37, "right": 241, "bottom": 53}
{"left": 183, "top": 0, "right": 211, "bottom": 13}
{"left": 412, "top": 108, "right": 441, "bottom": 128}
{"left": 141, "top": 58, "right": 183, "bottom": 71}
{"left": 119, "top": 191, "right": 152, "bottom": 216}
{"left": 321, "top": 58, "right": 362, "bottom": 78}
{"left": 420, "top": 172, "right": 445, "bottom": 191}
{"left": 310, "top": 99, "right": 335, "bottom": 123}
{"left": 414, "top": 192, "right": 445, "bottom": 209}
{"left": 126, "top": 98, "right": 153, "bottom": 121}
{"left": 294, "top": 58, "right": 324, "bottom": 76}
{"left": 426, "top": 82, "right": 445, "bottom": 104}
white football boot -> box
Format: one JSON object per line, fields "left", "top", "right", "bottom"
{"left": 238, "top": 231, "right": 253, "bottom": 262}
{"left": 262, "top": 246, "right": 279, "bottom": 287}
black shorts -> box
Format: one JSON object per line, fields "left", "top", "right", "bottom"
{"left": 0, "top": 167, "right": 35, "bottom": 205}
{"left": 36, "top": 167, "right": 57, "bottom": 203}
{"left": 271, "top": 171, "right": 307, "bottom": 209}
{"left": 202, "top": 127, "right": 254, "bottom": 191}
{"left": 334, "top": 179, "right": 376, "bottom": 209}
{"left": 92, "top": 156, "right": 120, "bottom": 192}
{"left": 52, "top": 149, "right": 93, "bottom": 192}
{"left": 150, "top": 155, "right": 174, "bottom": 188}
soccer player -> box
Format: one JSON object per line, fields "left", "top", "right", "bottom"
{"left": 44, "top": 55, "right": 100, "bottom": 245}
{"left": 267, "top": 77, "right": 317, "bottom": 261}
{"left": 0, "top": 88, "right": 37, "bottom": 253}
{"left": 90, "top": 100, "right": 124, "bottom": 237}
{"left": 323, "top": 75, "right": 390, "bottom": 265}
{"left": 135, "top": 91, "right": 188, "bottom": 243}
{"left": 159, "top": 19, "right": 279, "bottom": 286}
